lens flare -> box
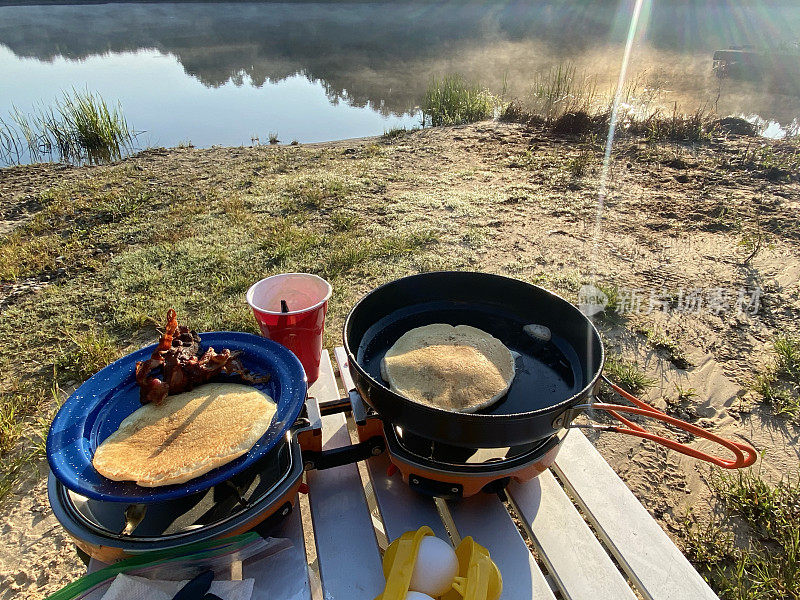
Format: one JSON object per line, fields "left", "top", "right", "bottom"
{"left": 590, "top": 0, "right": 648, "bottom": 285}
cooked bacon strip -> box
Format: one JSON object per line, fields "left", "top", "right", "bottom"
{"left": 135, "top": 310, "right": 269, "bottom": 404}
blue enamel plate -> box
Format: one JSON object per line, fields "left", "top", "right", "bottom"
{"left": 47, "top": 332, "right": 307, "bottom": 503}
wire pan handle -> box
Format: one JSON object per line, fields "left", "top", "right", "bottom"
{"left": 593, "top": 375, "right": 757, "bottom": 469}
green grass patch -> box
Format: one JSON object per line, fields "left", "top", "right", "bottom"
{"left": 0, "top": 180, "right": 154, "bottom": 282}
{"left": 422, "top": 75, "right": 495, "bottom": 127}
{"left": 505, "top": 147, "right": 559, "bottom": 172}
{"left": 581, "top": 282, "right": 624, "bottom": 323}
{"left": 635, "top": 324, "right": 690, "bottom": 369}
{"left": 321, "top": 229, "right": 437, "bottom": 280}
{"left": 595, "top": 283, "right": 620, "bottom": 315}
{"left": 0, "top": 142, "right": 448, "bottom": 502}
{"left": 0, "top": 233, "right": 67, "bottom": 282}
{"left": 603, "top": 355, "right": 656, "bottom": 394}
{"left": 754, "top": 375, "right": 799, "bottom": 419}
{"left": 685, "top": 471, "right": 800, "bottom": 600}
{"left": 740, "top": 143, "right": 800, "bottom": 181}
{"left": 0, "top": 454, "right": 28, "bottom": 500}
{"left": 565, "top": 151, "right": 592, "bottom": 177}
{"left": 0, "top": 392, "right": 33, "bottom": 456}
{"left": 0, "top": 383, "right": 57, "bottom": 499}
{"left": 504, "top": 149, "right": 539, "bottom": 170}
{"left": 0, "top": 384, "right": 54, "bottom": 454}
{"left": 54, "top": 328, "right": 122, "bottom": 382}
{"left": 673, "top": 383, "right": 698, "bottom": 401}
{"left": 283, "top": 176, "right": 351, "bottom": 211}
{"left": 754, "top": 335, "right": 800, "bottom": 419}
{"left": 330, "top": 211, "right": 359, "bottom": 231}
{"left": 362, "top": 143, "right": 383, "bottom": 158}
{"left": 383, "top": 126, "right": 418, "bottom": 140}
{"left": 774, "top": 336, "right": 800, "bottom": 383}
{"left": 460, "top": 226, "right": 486, "bottom": 249}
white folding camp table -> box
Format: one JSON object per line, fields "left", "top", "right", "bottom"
{"left": 89, "top": 348, "right": 719, "bottom": 600}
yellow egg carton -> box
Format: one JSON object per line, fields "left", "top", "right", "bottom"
{"left": 375, "top": 526, "right": 502, "bottom": 600}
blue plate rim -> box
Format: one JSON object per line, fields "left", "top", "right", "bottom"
{"left": 46, "top": 331, "right": 307, "bottom": 503}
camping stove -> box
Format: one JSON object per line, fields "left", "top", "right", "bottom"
{"left": 49, "top": 423, "right": 306, "bottom": 564}
{"left": 47, "top": 398, "right": 333, "bottom": 563}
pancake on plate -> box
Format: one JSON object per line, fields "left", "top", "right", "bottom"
{"left": 380, "top": 324, "right": 515, "bottom": 412}
{"left": 92, "top": 382, "right": 276, "bottom": 487}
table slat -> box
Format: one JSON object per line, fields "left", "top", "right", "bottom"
{"left": 553, "top": 431, "right": 719, "bottom": 600}
{"left": 333, "top": 346, "right": 355, "bottom": 392}
{"left": 365, "top": 453, "right": 449, "bottom": 541}
{"left": 447, "top": 494, "right": 556, "bottom": 600}
{"left": 306, "top": 412, "right": 384, "bottom": 599}
{"left": 308, "top": 351, "right": 340, "bottom": 403}
{"left": 332, "top": 347, "right": 448, "bottom": 543}
{"left": 508, "top": 472, "right": 637, "bottom": 600}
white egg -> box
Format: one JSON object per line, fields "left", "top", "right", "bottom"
{"left": 408, "top": 536, "right": 459, "bottom": 597}
{"left": 405, "top": 593, "right": 435, "bottom": 600}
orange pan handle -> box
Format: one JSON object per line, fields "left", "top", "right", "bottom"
{"left": 590, "top": 376, "right": 757, "bottom": 469}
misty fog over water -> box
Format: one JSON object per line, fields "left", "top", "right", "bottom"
{"left": 1, "top": 1, "right": 798, "bottom": 149}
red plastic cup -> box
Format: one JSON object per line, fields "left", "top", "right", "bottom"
{"left": 247, "top": 273, "right": 332, "bottom": 384}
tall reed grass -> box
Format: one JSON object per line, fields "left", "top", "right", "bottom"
{"left": 422, "top": 75, "right": 496, "bottom": 127}
{"left": 527, "top": 63, "right": 599, "bottom": 121}
{"left": 0, "top": 89, "right": 135, "bottom": 166}
{"left": 492, "top": 63, "right": 721, "bottom": 141}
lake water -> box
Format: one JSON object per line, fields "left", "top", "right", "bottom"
{"left": 1, "top": 1, "right": 799, "bottom": 155}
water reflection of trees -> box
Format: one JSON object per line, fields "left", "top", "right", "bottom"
{"left": 0, "top": 2, "right": 798, "bottom": 121}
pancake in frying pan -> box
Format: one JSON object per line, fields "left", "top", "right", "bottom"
{"left": 380, "top": 324, "right": 515, "bottom": 412}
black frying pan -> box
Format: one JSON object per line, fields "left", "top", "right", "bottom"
{"left": 344, "top": 272, "right": 757, "bottom": 470}
{"left": 343, "top": 271, "right": 604, "bottom": 448}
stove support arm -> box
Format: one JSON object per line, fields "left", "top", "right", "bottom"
{"left": 302, "top": 435, "right": 385, "bottom": 471}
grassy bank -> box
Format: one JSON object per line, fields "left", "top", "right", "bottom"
{"left": 0, "top": 144, "right": 442, "bottom": 500}
{"left": 2, "top": 117, "right": 799, "bottom": 598}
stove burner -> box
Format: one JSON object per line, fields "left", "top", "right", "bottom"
{"left": 345, "top": 390, "right": 563, "bottom": 498}
{"left": 391, "top": 426, "right": 557, "bottom": 469}
{"left": 380, "top": 422, "right": 562, "bottom": 499}
{"left": 385, "top": 424, "right": 561, "bottom": 475}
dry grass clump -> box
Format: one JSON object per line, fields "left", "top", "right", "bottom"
{"left": 624, "top": 105, "right": 715, "bottom": 142}
{"left": 527, "top": 63, "right": 599, "bottom": 122}
{"left": 490, "top": 63, "right": 727, "bottom": 143}
{"left": 499, "top": 100, "right": 532, "bottom": 124}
